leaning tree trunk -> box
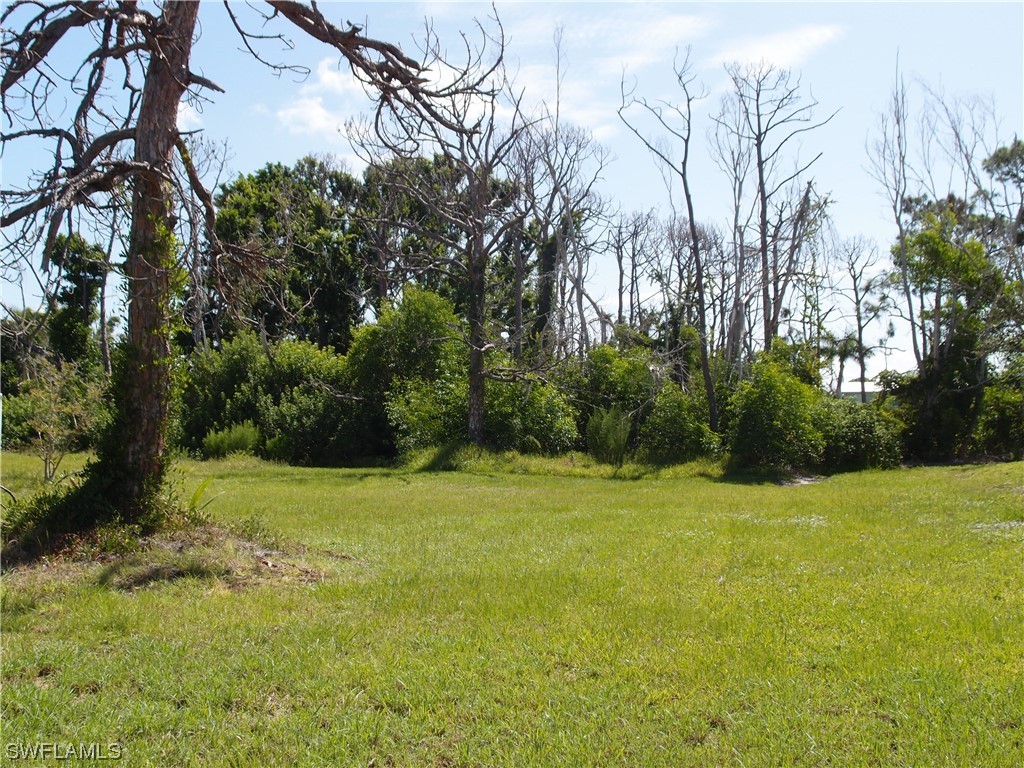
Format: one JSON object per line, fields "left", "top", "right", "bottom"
{"left": 95, "top": 1, "right": 200, "bottom": 517}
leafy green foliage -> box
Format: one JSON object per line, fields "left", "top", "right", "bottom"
{"left": 728, "top": 359, "right": 824, "bottom": 472}
{"left": 386, "top": 371, "right": 467, "bottom": 455}
{"left": 387, "top": 365, "right": 579, "bottom": 456}
{"left": 173, "top": 289, "right": 467, "bottom": 464}
{"left": 637, "top": 385, "right": 720, "bottom": 464}
{"left": 345, "top": 287, "right": 465, "bottom": 456}
{"left": 814, "top": 398, "right": 904, "bottom": 473}
{"left": 173, "top": 333, "right": 268, "bottom": 453}
{"left": 210, "top": 157, "right": 364, "bottom": 350}
{"left": 972, "top": 371, "right": 1024, "bottom": 460}
{"left": 886, "top": 205, "right": 1011, "bottom": 461}
{"left": 1, "top": 392, "right": 35, "bottom": 448}
{"left": 556, "top": 344, "right": 657, "bottom": 445}
{"left": 584, "top": 344, "right": 657, "bottom": 415}
{"left": 586, "top": 405, "right": 632, "bottom": 466}
{"left": 46, "top": 233, "right": 108, "bottom": 366}
{"left": 761, "top": 336, "right": 823, "bottom": 387}
{"left": 485, "top": 376, "right": 579, "bottom": 455}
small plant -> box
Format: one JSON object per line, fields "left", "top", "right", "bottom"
{"left": 201, "top": 420, "right": 260, "bottom": 459}
{"left": 587, "top": 405, "right": 632, "bottom": 467}
{"left": 228, "top": 515, "right": 281, "bottom": 550}
{"left": 14, "top": 359, "right": 104, "bottom": 480}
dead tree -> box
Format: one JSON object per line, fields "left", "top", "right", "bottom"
{"left": 835, "top": 235, "right": 892, "bottom": 402}
{"left": 718, "top": 61, "right": 836, "bottom": 352}
{"left": 619, "top": 50, "right": 719, "bottom": 431}
{"left": 867, "top": 64, "right": 923, "bottom": 376}
{"left": 348, "top": 17, "right": 531, "bottom": 445}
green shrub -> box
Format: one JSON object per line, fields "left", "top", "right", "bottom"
{"left": 972, "top": 382, "right": 1024, "bottom": 460}
{"left": 174, "top": 333, "right": 268, "bottom": 453}
{"left": 1, "top": 394, "right": 34, "bottom": 449}
{"left": 201, "top": 421, "right": 260, "bottom": 459}
{"left": 386, "top": 370, "right": 466, "bottom": 455}
{"left": 728, "top": 360, "right": 824, "bottom": 472}
{"left": 814, "top": 398, "right": 904, "bottom": 473}
{"left": 585, "top": 344, "right": 657, "bottom": 414}
{"left": 175, "top": 334, "right": 381, "bottom": 465}
{"left": 343, "top": 288, "right": 465, "bottom": 456}
{"left": 486, "top": 376, "right": 579, "bottom": 455}
{"left": 587, "top": 406, "right": 632, "bottom": 467}
{"left": 553, "top": 345, "right": 657, "bottom": 449}
{"left": 387, "top": 368, "right": 578, "bottom": 456}
{"left": 638, "top": 385, "right": 720, "bottom": 464}
{"left": 7, "top": 359, "right": 106, "bottom": 479}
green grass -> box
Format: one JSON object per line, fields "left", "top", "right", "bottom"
{"left": 2, "top": 452, "right": 1022, "bottom": 766}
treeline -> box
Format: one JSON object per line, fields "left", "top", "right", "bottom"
{"left": 3, "top": 81, "right": 1023, "bottom": 476}
{"left": 4, "top": 280, "right": 1020, "bottom": 476}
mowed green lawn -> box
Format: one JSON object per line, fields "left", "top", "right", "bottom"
{"left": 2, "top": 454, "right": 1022, "bottom": 766}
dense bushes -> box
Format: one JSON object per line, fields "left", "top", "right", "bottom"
{"left": 972, "top": 376, "right": 1024, "bottom": 460}
{"left": 727, "top": 360, "right": 824, "bottom": 472}
{"left": 726, "top": 358, "right": 908, "bottom": 474}
{"left": 814, "top": 398, "right": 904, "bottom": 472}
{"left": 172, "top": 289, "right": 580, "bottom": 464}
{"left": 387, "top": 368, "right": 579, "bottom": 455}
{"left": 18, "top": 283, "right": 1018, "bottom": 474}
{"left": 638, "top": 385, "right": 720, "bottom": 464}
{"left": 173, "top": 334, "right": 362, "bottom": 464}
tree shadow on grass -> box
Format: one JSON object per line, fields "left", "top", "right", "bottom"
{"left": 708, "top": 469, "right": 792, "bottom": 485}
{"left": 413, "top": 442, "right": 471, "bottom": 473}
{"left": 96, "top": 556, "right": 225, "bottom": 591}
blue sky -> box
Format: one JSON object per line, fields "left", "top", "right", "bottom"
{"left": 180, "top": 1, "right": 1022, "bottom": 246}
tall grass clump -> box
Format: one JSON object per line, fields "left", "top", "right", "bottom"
{"left": 201, "top": 420, "right": 260, "bottom": 459}
{"left": 587, "top": 405, "right": 632, "bottom": 466}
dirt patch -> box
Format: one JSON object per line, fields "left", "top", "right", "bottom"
{"left": 1, "top": 524, "right": 335, "bottom": 601}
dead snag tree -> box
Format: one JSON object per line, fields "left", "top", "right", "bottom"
{"left": 619, "top": 50, "right": 719, "bottom": 431}
{"left": 349, "top": 18, "right": 530, "bottom": 446}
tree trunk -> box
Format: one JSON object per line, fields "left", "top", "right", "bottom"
{"left": 533, "top": 233, "right": 556, "bottom": 354}
{"left": 467, "top": 242, "right": 487, "bottom": 446}
{"left": 756, "top": 135, "right": 773, "bottom": 351}
{"left": 513, "top": 234, "right": 524, "bottom": 359}
{"left": 99, "top": 276, "right": 111, "bottom": 375}
{"left": 682, "top": 189, "right": 719, "bottom": 433}
{"left": 95, "top": 1, "right": 200, "bottom": 517}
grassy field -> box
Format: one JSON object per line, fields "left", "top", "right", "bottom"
{"left": 1, "top": 452, "right": 1022, "bottom": 766}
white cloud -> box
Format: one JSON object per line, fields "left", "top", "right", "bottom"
{"left": 276, "top": 96, "right": 347, "bottom": 140}
{"left": 177, "top": 101, "right": 203, "bottom": 131}
{"left": 275, "top": 57, "right": 366, "bottom": 140}
{"left": 707, "top": 25, "right": 844, "bottom": 69}
{"left": 309, "top": 57, "right": 364, "bottom": 97}
{"left": 578, "top": 13, "right": 714, "bottom": 74}
{"left": 501, "top": 7, "right": 716, "bottom": 142}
